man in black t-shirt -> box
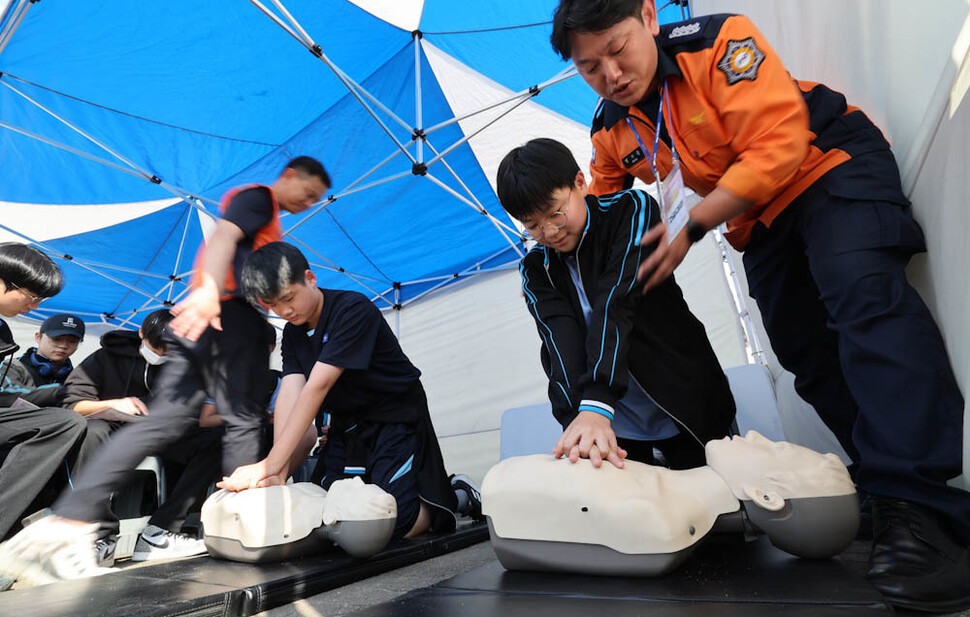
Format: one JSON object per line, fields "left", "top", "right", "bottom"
{"left": 219, "top": 242, "right": 460, "bottom": 539}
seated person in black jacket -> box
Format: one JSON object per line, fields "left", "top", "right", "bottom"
{"left": 0, "top": 243, "right": 88, "bottom": 548}
{"left": 59, "top": 309, "right": 223, "bottom": 564}
{"left": 0, "top": 313, "right": 84, "bottom": 407}
{"left": 496, "top": 138, "right": 736, "bottom": 470}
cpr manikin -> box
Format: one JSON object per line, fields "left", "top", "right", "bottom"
{"left": 201, "top": 477, "right": 397, "bottom": 563}
{"left": 481, "top": 431, "right": 859, "bottom": 576}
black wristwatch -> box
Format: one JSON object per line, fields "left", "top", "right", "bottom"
{"left": 685, "top": 217, "right": 707, "bottom": 244}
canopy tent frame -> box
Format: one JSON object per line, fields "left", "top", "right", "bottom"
{"left": 0, "top": 0, "right": 757, "bottom": 369}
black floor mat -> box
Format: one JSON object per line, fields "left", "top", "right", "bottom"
{"left": 0, "top": 521, "right": 488, "bottom": 617}
{"left": 345, "top": 535, "right": 891, "bottom": 616}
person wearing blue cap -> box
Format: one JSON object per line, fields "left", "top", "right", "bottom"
{"left": 0, "top": 313, "right": 84, "bottom": 407}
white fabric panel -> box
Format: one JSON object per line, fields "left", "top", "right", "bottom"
{"left": 346, "top": 0, "right": 423, "bottom": 32}
{"left": 905, "top": 66, "right": 970, "bottom": 484}
{"left": 196, "top": 207, "right": 217, "bottom": 243}
{"left": 678, "top": 231, "right": 746, "bottom": 369}
{"left": 423, "top": 41, "right": 593, "bottom": 194}
{"left": 0, "top": 198, "right": 181, "bottom": 244}
{"left": 388, "top": 270, "right": 548, "bottom": 484}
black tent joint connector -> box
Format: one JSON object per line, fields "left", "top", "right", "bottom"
{"left": 310, "top": 44, "right": 323, "bottom": 58}
{"left": 529, "top": 85, "right": 540, "bottom": 97}
{"left": 392, "top": 282, "right": 402, "bottom": 290}
{"left": 326, "top": 194, "right": 336, "bottom": 203}
{"left": 453, "top": 273, "right": 460, "bottom": 278}
{"left": 392, "top": 304, "right": 402, "bottom": 311}
{"left": 412, "top": 128, "right": 426, "bottom": 140}
{"left": 411, "top": 30, "right": 423, "bottom": 39}
{"left": 102, "top": 312, "right": 115, "bottom": 320}
{"left": 63, "top": 254, "right": 73, "bottom": 261}
{"left": 162, "top": 300, "right": 174, "bottom": 307}
{"left": 337, "top": 267, "right": 345, "bottom": 273}
{"left": 167, "top": 274, "right": 181, "bottom": 281}
{"left": 149, "top": 175, "right": 161, "bottom": 184}
{"left": 411, "top": 162, "right": 428, "bottom": 176}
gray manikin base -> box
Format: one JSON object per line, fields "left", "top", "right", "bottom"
{"left": 488, "top": 493, "right": 859, "bottom": 576}
{"left": 205, "top": 518, "right": 396, "bottom": 564}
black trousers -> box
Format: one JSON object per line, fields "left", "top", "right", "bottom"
{"left": 73, "top": 419, "right": 222, "bottom": 538}
{"left": 55, "top": 298, "right": 270, "bottom": 526}
{"left": 0, "top": 406, "right": 87, "bottom": 538}
{"left": 618, "top": 430, "right": 707, "bottom": 470}
{"left": 742, "top": 176, "right": 969, "bottom": 542}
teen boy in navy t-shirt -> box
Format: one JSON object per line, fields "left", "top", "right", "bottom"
{"left": 220, "top": 241, "right": 458, "bottom": 538}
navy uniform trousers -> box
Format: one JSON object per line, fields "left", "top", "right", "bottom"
{"left": 742, "top": 168, "right": 969, "bottom": 543}
{"left": 54, "top": 298, "right": 271, "bottom": 527}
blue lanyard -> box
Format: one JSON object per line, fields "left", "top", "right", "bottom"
{"left": 625, "top": 81, "right": 678, "bottom": 181}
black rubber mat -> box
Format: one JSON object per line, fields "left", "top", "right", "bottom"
{"left": 345, "top": 535, "right": 890, "bottom": 616}
{"left": 343, "top": 589, "right": 891, "bottom": 617}
{"left": 0, "top": 521, "right": 488, "bottom": 617}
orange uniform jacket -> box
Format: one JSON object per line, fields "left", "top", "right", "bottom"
{"left": 192, "top": 183, "right": 283, "bottom": 299}
{"left": 589, "top": 14, "right": 907, "bottom": 250}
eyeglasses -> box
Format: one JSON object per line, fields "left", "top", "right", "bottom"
{"left": 6, "top": 281, "right": 45, "bottom": 305}
{"left": 523, "top": 210, "right": 567, "bottom": 241}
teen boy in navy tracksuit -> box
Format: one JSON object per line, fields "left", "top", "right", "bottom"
{"left": 496, "top": 138, "right": 735, "bottom": 470}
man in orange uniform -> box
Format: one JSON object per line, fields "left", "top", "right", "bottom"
{"left": 0, "top": 157, "right": 330, "bottom": 586}
{"left": 551, "top": 0, "right": 970, "bottom": 611}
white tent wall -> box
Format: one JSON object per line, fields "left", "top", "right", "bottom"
{"left": 696, "top": 0, "right": 970, "bottom": 484}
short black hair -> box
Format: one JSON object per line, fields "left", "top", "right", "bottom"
{"left": 0, "top": 242, "right": 63, "bottom": 299}
{"left": 551, "top": 0, "right": 644, "bottom": 60}
{"left": 141, "top": 308, "right": 173, "bottom": 350}
{"left": 284, "top": 156, "right": 331, "bottom": 189}
{"left": 240, "top": 241, "right": 310, "bottom": 303}
{"left": 496, "top": 138, "right": 581, "bottom": 220}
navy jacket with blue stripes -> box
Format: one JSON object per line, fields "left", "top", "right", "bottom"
{"left": 519, "top": 189, "right": 735, "bottom": 444}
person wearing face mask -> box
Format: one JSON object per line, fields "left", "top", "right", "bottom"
{"left": 57, "top": 309, "right": 223, "bottom": 565}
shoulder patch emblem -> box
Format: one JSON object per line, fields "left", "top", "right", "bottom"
{"left": 668, "top": 22, "right": 701, "bottom": 39}
{"left": 717, "top": 37, "right": 765, "bottom": 85}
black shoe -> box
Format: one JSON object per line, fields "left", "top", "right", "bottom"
{"left": 449, "top": 474, "right": 484, "bottom": 521}
{"left": 867, "top": 498, "right": 970, "bottom": 612}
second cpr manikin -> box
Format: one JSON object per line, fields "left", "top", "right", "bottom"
{"left": 482, "top": 431, "right": 859, "bottom": 575}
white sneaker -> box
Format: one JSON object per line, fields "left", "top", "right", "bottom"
{"left": 0, "top": 516, "right": 114, "bottom": 587}
{"left": 130, "top": 524, "right": 207, "bottom": 562}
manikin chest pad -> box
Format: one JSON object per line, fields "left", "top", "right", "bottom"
{"left": 201, "top": 477, "right": 396, "bottom": 562}
{"left": 482, "top": 455, "right": 739, "bottom": 556}
{"left": 482, "top": 431, "right": 857, "bottom": 572}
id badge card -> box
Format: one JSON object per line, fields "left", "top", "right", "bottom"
{"left": 660, "top": 160, "right": 689, "bottom": 245}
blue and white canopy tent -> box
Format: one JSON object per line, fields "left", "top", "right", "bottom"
{"left": 0, "top": 0, "right": 692, "bottom": 323}
{"left": 1, "top": 0, "right": 968, "bottom": 482}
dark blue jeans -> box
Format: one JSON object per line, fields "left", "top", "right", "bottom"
{"left": 743, "top": 175, "right": 969, "bottom": 542}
